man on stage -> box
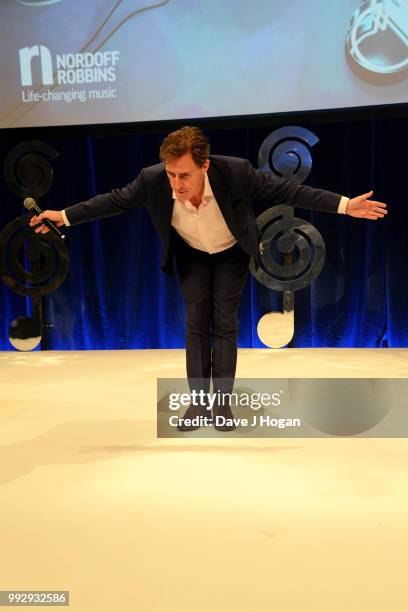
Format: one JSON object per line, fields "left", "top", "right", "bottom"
{"left": 29, "top": 126, "right": 388, "bottom": 432}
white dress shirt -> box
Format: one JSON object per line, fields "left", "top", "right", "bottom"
{"left": 170, "top": 173, "right": 237, "bottom": 253}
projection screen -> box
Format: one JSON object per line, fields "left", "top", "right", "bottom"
{"left": 0, "top": 0, "right": 407, "bottom": 128}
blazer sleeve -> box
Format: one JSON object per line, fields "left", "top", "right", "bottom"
{"left": 243, "top": 159, "right": 342, "bottom": 214}
{"left": 63, "top": 169, "right": 148, "bottom": 226}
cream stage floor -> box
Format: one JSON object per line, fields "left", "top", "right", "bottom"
{"left": 0, "top": 348, "right": 408, "bottom": 611}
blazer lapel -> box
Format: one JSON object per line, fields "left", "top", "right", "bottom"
{"left": 156, "top": 159, "right": 235, "bottom": 240}
{"left": 157, "top": 176, "right": 174, "bottom": 239}
{"left": 207, "top": 162, "right": 234, "bottom": 229}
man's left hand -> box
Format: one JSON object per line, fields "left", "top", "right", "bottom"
{"left": 346, "top": 191, "right": 388, "bottom": 220}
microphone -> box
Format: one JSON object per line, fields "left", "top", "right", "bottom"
{"left": 24, "top": 197, "right": 67, "bottom": 240}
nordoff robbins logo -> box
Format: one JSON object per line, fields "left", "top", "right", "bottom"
{"left": 19, "top": 46, "right": 53, "bottom": 86}
{"left": 19, "top": 45, "right": 120, "bottom": 86}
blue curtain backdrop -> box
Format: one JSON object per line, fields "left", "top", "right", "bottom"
{"left": 0, "top": 117, "right": 407, "bottom": 350}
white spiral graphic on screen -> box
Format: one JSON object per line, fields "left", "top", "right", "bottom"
{"left": 347, "top": 0, "right": 408, "bottom": 74}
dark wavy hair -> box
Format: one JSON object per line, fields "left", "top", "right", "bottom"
{"left": 159, "top": 126, "right": 210, "bottom": 167}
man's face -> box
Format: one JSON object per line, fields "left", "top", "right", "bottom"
{"left": 165, "top": 153, "right": 210, "bottom": 203}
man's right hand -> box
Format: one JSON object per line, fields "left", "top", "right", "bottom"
{"left": 29, "top": 210, "right": 65, "bottom": 234}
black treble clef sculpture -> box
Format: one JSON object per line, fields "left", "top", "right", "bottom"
{"left": 250, "top": 126, "right": 326, "bottom": 348}
{"left": 0, "top": 140, "right": 69, "bottom": 350}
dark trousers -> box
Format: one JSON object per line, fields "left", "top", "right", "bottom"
{"left": 174, "top": 234, "right": 250, "bottom": 396}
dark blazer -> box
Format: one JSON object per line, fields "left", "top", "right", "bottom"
{"left": 64, "top": 155, "right": 342, "bottom": 274}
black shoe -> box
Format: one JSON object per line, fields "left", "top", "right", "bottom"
{"left": 176, "top": 403, "right": 212, "bottom": 432}
{"left": 212, "top": 404, "right": 237, "bottom": 432}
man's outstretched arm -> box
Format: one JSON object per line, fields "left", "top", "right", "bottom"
{"left": 243, "top": 160, "right": 388, "bottom": 220}
{"left": 29, "top": 169, "right": 148, "bottom": 234}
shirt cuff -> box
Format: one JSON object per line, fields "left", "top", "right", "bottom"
{"left": 337, "top": 196, "right": 349, "bottom": 214}
{"left": 61, "top": 209, "right": 70, "bottom": 226}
